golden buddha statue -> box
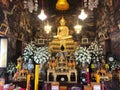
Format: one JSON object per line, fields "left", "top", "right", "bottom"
{"left": 54, "top": 16, "right": 72, "bottom": 39}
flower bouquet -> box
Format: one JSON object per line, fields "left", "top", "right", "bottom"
{"left": 75, "top": 46, "right": 91, "bottom": 66}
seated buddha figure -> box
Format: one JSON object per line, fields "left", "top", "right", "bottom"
{"left": 54, "top": 17, "right": 72, "bottom": 39}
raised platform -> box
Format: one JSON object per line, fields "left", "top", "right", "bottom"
{"left": 47, "top": 69, "right": 77, "bottom": 83}
{"left": 43, "top": 82, "right": 82, "bottom": 90}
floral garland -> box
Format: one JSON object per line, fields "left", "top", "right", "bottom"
{"left": 23, "top": 42, "right": 36, "bottom": 61}
{"left": 34, "top": 47, "right": 50, "bottom": 64}
{"left": 75, "top": 46, "right": 91, "bottom": 64}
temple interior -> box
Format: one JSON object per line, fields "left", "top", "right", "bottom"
{"left": 0, "top": 0, "right": 120, "bottom": 90}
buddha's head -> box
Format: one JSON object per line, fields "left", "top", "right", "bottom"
{"left": 60, "top": 16, "right": 66, "bottom": 25}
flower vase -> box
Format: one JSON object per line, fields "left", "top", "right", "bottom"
{"left": 82, "top": 62, "right": 86, "bottom": 69}
{"left": 27, "top": 59, "right": 34, "bottom": 73}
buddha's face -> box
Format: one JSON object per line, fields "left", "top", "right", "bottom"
{"left": 60, "top": 21, "right": 65, "bottom": 25}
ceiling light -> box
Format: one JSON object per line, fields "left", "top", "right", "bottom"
{"left": 38, "top": 10, "right": 47, "bottom": 21}
{"left": 78, "top": 9, "right": 88, "bottom": 20}
{"left": 38, "top": 0, "right": 47, "bottom": 21}
{"left": 56, "top": 0, "right": 69, "bottom": 10}
{"left": 44, "top": 23, "right": 52, "bottom": 34}
{"left": 74, "top": 23, "right": 82, "bottom": 34}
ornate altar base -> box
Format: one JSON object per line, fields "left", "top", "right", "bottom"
{"left": 47, "top": 69, "right": 77, "bottom": 83}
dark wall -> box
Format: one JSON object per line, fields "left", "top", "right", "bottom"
{"left": 111, "top": 30, "right": 120, "bottom": 59}
{"left": 95, "top": 0, "right": 120, "bottom": 59}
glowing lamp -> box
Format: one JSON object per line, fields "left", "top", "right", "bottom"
{"left": 74, "top": 23, "right": 82, "bottom": 34}
{"left": 56, "top": 0, "right": 69, "bottom": 10}
{"left": 78, "top": 9, "right": 88, "bottom": 20}
{"left": 44, "top": 23, "right": 52, "bottom": 34}
{"left": 38, "top": 10, "right": 47, "bottom": 21}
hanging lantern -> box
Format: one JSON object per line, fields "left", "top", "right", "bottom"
{"left": 44, "top": 23, "right": 52, "bottom": 34}
{"left": 56, "top": 0, "right": 69, "bottom": 10}
{"left": 78, "top": 9, "right": 88, "bottom": 20}
{"left": 38, "top": 9, "right": 47, "bottom": 21}
{"left": 74, "top": 23, "right": 82, "bottom": 34}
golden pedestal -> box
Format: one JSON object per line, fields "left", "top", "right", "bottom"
{"left": 48, "top": 37, "right": 77, "bottom": 83}
{"left": 49, "top": 38, "right": 77, "bottom": 53}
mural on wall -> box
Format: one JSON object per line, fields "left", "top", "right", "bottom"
{"left": 0, "top": 8, "right": 5, "bottom": 23}
{"left": 110, "top": 0, "right": 120, "bottom": 58}
{"left": 0, "top": 1, "right": 33, "bottom": 62}
{"left": 95, "top": 0, "right": 120, "bottom": 58}
{"left": 111, "top": 30, "right": 120, "bottom": 58}
{"left": 7, "top": 37, "right": 17, "bottom": 62}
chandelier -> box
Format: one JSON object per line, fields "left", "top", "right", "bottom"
{"left": 44, "top": 22, "right": 52, "bottom": 34}
{"left": 38, "top": 0, "right": 47, "bottom": 21}
{"left": 74, "top": 22, "right": 82, "bottom": 34}
{"left": 78, "top": 0, "right": 88, "bottom": 20}
{"left": 78, "top": 9, "right": 88, "bottom": 20}
{"left": 56, "top": 0, "right": 69, "bottom": 10}
{"left": 38, "top": 10, "right": 47, "bottom": 21}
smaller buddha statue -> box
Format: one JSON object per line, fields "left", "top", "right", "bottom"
{"left": 54, "top": 16, "right": 72, "bottom": 39}
{"left": 16, "top": 56, "right": 23, "bottom": 71}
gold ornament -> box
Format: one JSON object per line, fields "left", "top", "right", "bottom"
{"left": 105, "top": 64, "right": 109, "bottom": 69}
{"left": 56, "top": 0, "right": 69, "bottom": 10}
{"left": 91, "top": 64, "right": 95, "bottom": 69}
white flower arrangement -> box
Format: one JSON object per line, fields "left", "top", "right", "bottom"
{"left": 23, "top": 41, "right": 50, "bottom": 64}
{"left": 75, "top": 46, "right": 91, "bottom": 64}
{"left": 23, "top": 42, "right": 36, "bottom": 61}
{"left": 111, "top": 61, "right": 120, "bottom": 71}
{"left": 88, "top": 40, "right": 103, "bottom": 61}
{"left": 6, "top": 62, "right": 16, "bottom": 74}
{"left": 34, "top": 47, "right": 50, "bottom": 64}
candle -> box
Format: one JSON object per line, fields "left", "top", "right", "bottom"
{"left": 96, "top": 74, "right": 100, "bottom": 83}
{"left": 34, "top": 65, "right": 40, "bottom": 90}
{"left": 26, "top": 74, "right": 31, "bottom": 90}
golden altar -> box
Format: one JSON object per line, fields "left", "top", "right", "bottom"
{"left": 47, "top": 17, "right": 77, "bottom": 83}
